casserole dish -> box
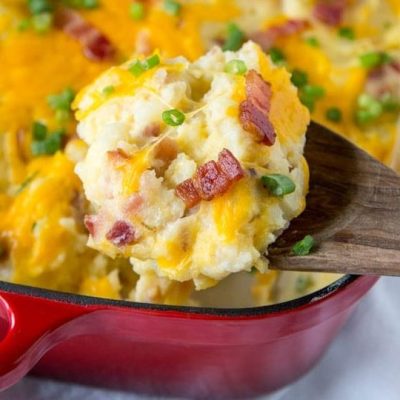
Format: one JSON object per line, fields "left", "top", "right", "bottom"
{"left": 0, "top": 274, "right": 378, "bottom": 398}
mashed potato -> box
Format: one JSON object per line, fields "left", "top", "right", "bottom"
{"left": 74, "top": 42, "right": 310, "bottom": 290}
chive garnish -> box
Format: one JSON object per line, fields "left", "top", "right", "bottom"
{"left": 326, "top": 107, "right": 342, "bottom": 123}
{"left": 291, "top": 69, "right": 308, "bottom": 88}
{"left": 32, "top": 121, "right": 48, "bottom": 141}
{"left": 164, "top": 0, "right": 181, "bottom": 16}
{"left": 223, "top": 23, "right": 244, "bottom": 52}
{"left": 130, "top": 2, "right": 145, "bottom": 20}
{"left": 359, "top": 51, "right": 392, "bottom": 69}
{"left": 338, "top": 27, "right": 355, "bottom": 40}
{"left": 261, "top": 174, "right": 296, "bottom": 197}
{"left": 292, "top": 235, "right": 315, "bottom": 256}
{"left": 162, "top": 109, "right": 185, "bottom": 126}
{"left": 305, "top": 36, "right": 319, "bottom": 47}
{"left": 47, "top": 88, "right": 75, "bottom": 111}
{"left": 31, "top": 131, "right": 64, "bottom": 156}
{"left": 224, "top": 59, "right": 247, "bottom": 75}
{"left": 269, "top": 47, "right": 285, "bottom": 65}
{"left": 32, "top": 12, "right": 53, "bottom": 33}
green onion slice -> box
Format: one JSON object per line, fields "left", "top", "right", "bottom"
{"left": 32, "top": 121, "right": 48, "bottom": 141}
{"left": 47, "top": 88, "right": 75, "bottom": 111}
{"left": 326, "top": 107, "right": 342, "bottom": 122}
{"left": 162, "top": 109, "right": 185, "bottom": 126}
{"left": 291, "top": 69, "right": 308, "bottom": 88}
{"left": 269, "top": 47, "right": 285, "bottom": 65}
{"left": 222, "top": 23, "right": 244, "bottom": 52}
{"left": 338, "top": 27, "right": 355, "bottom": 40}
{"left": 31, "top": 131, "right": 64, "bottom": 156}
{"left": 164, "top": 0, "right": 181, "bottom": 16}
{"left": 292, "top": 235, "right": 315, "bottom": 256}
{"left": 261, "top": 174, "right": 296, "bottom": 197}
{"left": 224, "top": 59, "right": 247, "bottom": 75}
{"left": 142, "top": 54, "right": 160, "bottom": 70}
{"left": 32, "top": 12, "right": 53, "bottom": 33}
{"left": 359, "top": 51, "right": 392, "bottom": 69}
{"left": 130, "top": 2, "right": 145, "bottom": 20}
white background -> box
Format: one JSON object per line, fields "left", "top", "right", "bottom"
{"left": 1, "top": 277, "right": 399, "bottom": 400}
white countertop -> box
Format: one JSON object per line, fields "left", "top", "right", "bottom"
{"left": 1, "top": 277, "right": 399, "bottom": 400}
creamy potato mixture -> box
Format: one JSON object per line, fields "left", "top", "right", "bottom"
{"left": 0, "top": 0, "right": 398, "bottom": 305}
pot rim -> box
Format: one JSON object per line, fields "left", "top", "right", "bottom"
{"left": 0, "top": 274, "right": 359, "bottom": 317}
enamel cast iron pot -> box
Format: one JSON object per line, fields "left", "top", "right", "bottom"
{"left": 0, "top": 275, "right": 378, "bottom": 398}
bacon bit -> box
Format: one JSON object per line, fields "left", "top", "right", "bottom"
{"left": 107, "top": 148, "right": 130, "bottom": 168}
{"left": 250, "top": 19, "right": 308, "bottom": 52}
{"left": 218, "top": 149, "right": 245, "bottom": 182}
{"left": 123, "top": 194, "right": 144, "bottom": 216}
{"left": 84, "top": 215, "right": 98, "bottom": 236}
{"left": 366, "top": 61, "right": 400, "bottom": 100}
{"left": 239, "top": 70, "right": 276, "bottom": 146}
{"left": 71, "top": 191, "right": 87, "bottom": 230}
{"left": 313, "top": 0, "right": 347, "bottom": 27}
{"left": 193, "top": 160, "right": 230, "bottom": 201}
{"left": 175, "top": 149, "right": 244, "bottom": 208}
{"left": 106, "top": 220, "right": 137, "bottom": 247}
{"left": 175, "top": 179, "right": 201, "bottom": 209}
{"left": 55, "top": 8, "right": 115, "bottom": 61}
{"left": 142, "top": 123, "right": 161, "bottom": 137}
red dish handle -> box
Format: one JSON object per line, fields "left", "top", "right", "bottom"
{"left": 0, "top": 290, "right": 91, "bottom": 391}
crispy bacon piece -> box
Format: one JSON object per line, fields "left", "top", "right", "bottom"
{"left": 250, "top": 19, "right": 308, "bottom": 52}
{"left": 218, "top": 148, "right": 245, "bottom": 182}
{"left": 175, "top": 149, "right": 244, "bottom": 208}
{"left": 175, "top": 179, "right": 201, "bottom": 209}
{"left": 313, "top": 0, "right": 347, "bottom": 27}
{"left": 106, "top": 220, "right": 137, "bottom": 247}
{"left": 84, "top": 214, "right": 98, "bottom": 236}
{"left": 239, "top": 70, "right": 276, "bottom": 146}
{"left": 366, "top": 61, "right": 400, "bottom": 101}
{"left": 193, "top": 160, "right": 230, "bottom": 201}
{"left": 55, "top": 8, "right": 115, "bottom": 61}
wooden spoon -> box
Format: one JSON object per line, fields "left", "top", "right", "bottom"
{"left": 268, "top": 122, "right": 400, "bottom": 276}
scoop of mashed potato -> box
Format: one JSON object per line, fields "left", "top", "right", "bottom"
{"left": 74, "top": 42, "right": 309, "bottom": 290}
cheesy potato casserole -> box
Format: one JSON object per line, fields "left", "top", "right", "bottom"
{"left": 0, "top": 0, "right": 399, "bottom": 305}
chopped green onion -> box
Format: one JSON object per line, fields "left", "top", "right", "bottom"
{"left": 31, "top": 131, "right": 64, "bottom": 156}
{"left": 162, "top": 109, "right": 185, "bottom": 126}
{"left": 299, "top": 84, "right": 325, "bottom": 111}
{"left": 292, "top": 235, "right": 315, "bottom": 256}
{"left": 261, "top": 174, "right": 296, "bottom": 197}
{"left": 32, "top": 121, "right": 48, "bottom": 141}
{"left": 164, "top": 0, "right": 181, "bottom": 16}
{"left": 64, "top": 0, "right": 99, "bottom": 9}
{"left": 16, "top": 172, "right": 38, "bottom": 195}
{"left": 291, "top": 69, "right": 308, "bottom": 88}
{"left": 142, "top": 54, "right": 160, "bottom": 70}
{"left": 338, "top": 26, "right": 355, "bottom": 40}
{"left": 326, "top": 107, "right": 342, "bottom": 122}
{"left": 32, "top": 12, "right": 53, "bottom": 33}
{"left": 55, "top": 109, "right": 71, "bottom": 125}
{"left": 47, "top": 88, "right": 75, "bottom": 111}
{"left": 80, "top": 0, "right": 99, "bottom": 9}
{"left": 102, "top": 85, "right": 115, "bottom": 96}
{"left": 305, "top": 36, "right": 319, "bottom": 47}
{"left": 27, "top": 0, "right": 53, "bottom": 15}
{"left": 269, "top": 47, "right": 285, "bottom": 65}
{"left": 17, "top": 19, "right": 31, "bottom": 32}
{"left": 129, "top": 2, "right": 145, "bottom": 20}
{"left": 222, "top": 23, "right": 244, "bottom": 52}
{"left": 359, "top": 51, "right": 391, "bottom": 69}
{"left": 129, "top": 60, "right": 145, "bottom": 76}
{"left": 129, "top": 55, "right": 160, "bottom": 76}
{"left": 380, "top": 93, "right": 400, "bottom": 112}
{"left": 295, "top": 275, "right": 314, "bottom": 293}
{"left": 224, "top": 59, "right": 247, "bottom": 75}
{"left": 355, "top": 93, "right": 383, "bottom": 124}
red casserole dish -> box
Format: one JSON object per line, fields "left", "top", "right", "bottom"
{"left": 0, "top": 275, "right": 378, "bottom": 398}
